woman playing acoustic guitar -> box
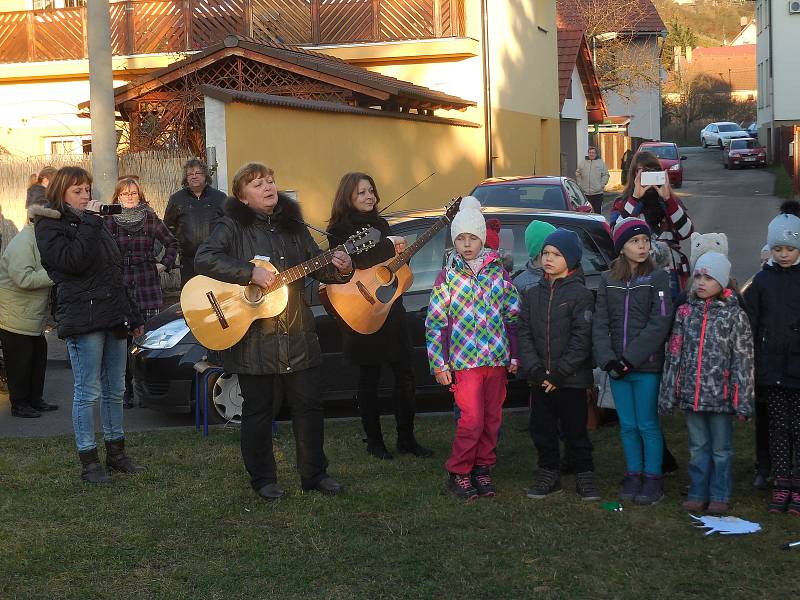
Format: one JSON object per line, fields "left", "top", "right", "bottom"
{"left": 327, "top": 172, "right": 432, "bottom": 460}
{"left": 194, "top": 163, "right": 354, "bottom": 500}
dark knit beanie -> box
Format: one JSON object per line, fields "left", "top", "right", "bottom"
{"left": 542, "top": 228, "right": 582, "bottom": 269}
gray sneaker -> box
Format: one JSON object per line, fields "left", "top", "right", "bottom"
{"left": 619, "top": 472, "right": 642, "bottom": 502}
{"left": 527, "top": 468, "right": 562, "bottom": 499}
{"left": 576, "top": 471, "right": 601, "bottom": 501}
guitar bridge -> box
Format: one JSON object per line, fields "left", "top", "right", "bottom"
{"left": 206, "top": 291, "right": 229, "bottom": 329}
{"left": 356, "top": 281, "right": 376, "bottom": 305}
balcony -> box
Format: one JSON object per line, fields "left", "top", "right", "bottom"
{"left": 0, "top": 0, "right": 466, "bottom": 64}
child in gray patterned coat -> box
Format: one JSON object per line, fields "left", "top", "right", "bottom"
{"left": 659, "top": 252, "right": 754, "bottom": 515}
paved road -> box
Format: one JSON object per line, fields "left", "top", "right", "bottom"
{"left": 0, "top": 147, "right": 784, "bottom": 438}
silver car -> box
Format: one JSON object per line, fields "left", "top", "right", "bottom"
{"left": 700, "top": 122, "right": 750, "bottom": 149}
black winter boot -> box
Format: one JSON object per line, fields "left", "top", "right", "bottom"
{"left": 78, "top": 448, "right": 111, "bottom": 484}
{"left": 527, "top": 468, "right": 562, "bottom": 499}
{"left": 634, "top": 474, "right": 664, "bottom": 505}
{"left": 397, "top": 436, "right": 433, "bottom": 458}
{"left": 105, "top": 438, "right": 145, "bottom": 474}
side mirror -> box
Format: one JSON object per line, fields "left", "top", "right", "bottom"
{"left": 680, "top": 156, "right": 687, "bottom": 160}
{"left": 576, "top": 205, "right": 593, "bottom": 213}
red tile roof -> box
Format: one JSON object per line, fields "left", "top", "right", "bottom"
{"left": 557, "top": 27, "right": 607, "bottom": 121}
{"left": 684, "top": 44, "right": 756, "bottom": 92}
{"left": 558, "top": 28, "right": 584, "bottom": 107}
{"left": 557, "top": 0, "right": 665, "bottom": 33}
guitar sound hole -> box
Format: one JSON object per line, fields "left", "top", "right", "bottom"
{"left": 375, "top": 266, "right": 393, "bottom": 285}
{"left": 243, "top": 285, "right": 264, "bottom": 303}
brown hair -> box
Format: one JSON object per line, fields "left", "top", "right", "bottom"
{"left": 46, "top": 166, "right": 92, "bottom": 210}
{"left": 111, "top": 176, "right": 147, "bottom": 205}
{"left": 328, "top": 172, "right": 381, "bottom": 225}
{"left": 609, "top": 253, "right": 655, "bottom": 282}
{"left": 27, "top": 166, "right": 58, "bottom": 189}
{"left": 181, "top": 158, "right": 212, "bottom": 188}
{"left": 621, "top": 151, "right": 662, "bottom": 200}
{"left": 230, "top": 162, "right": 275, "bottom": 201}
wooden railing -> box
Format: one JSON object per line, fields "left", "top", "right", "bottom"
{"left": 0, "top": 0, "right": 466, "bottom": 64}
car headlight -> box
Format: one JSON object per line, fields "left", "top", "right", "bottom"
{"left": 139, "top": 320, "right": 190, "bottom": 349}
{"left": 668, "top": 164, "right": 681, "bottom": 171}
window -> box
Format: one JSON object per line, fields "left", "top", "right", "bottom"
{"left": 642, "top": 145, "right": 678, "bottom": 159}
{"left": 45, "top": 135, "right": 91, "bottom": 155}
{"left": 472, "top": 184, "right": 565, "bottom": 210}
{"left": 393, "top": 225, "right": 447, "bottom": 294}
{"left": 32, "top": 0, "right": 56, "bottom": 9}
{"left": 717, "top": 124, "right": 742, "bottom": 133}
{"left": 563, "top": 180, "right": 585, "bottom": 209}
{"left": 730, "top": 139, "right": 759, "bottom": 150}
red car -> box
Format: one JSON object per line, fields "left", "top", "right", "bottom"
{"left": 470, "top": 176, "right": 594, "bottom": 213}
{"left": 722, "top": 138, "right": 767, "bottom": 169}
{"left": 637, "top": 142, "right": 687, "bottom": 188}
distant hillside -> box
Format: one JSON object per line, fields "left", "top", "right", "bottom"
{"left": 653, "top": 0, "right": 754, "bottom": 47}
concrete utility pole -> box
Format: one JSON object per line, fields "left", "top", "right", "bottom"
{"left": 87, "top": 0, "right": 118, "bottom": 201}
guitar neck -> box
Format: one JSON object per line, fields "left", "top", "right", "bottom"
{"left": 388, "top": 216, "right": 449, "bottom": 272}
{"left": 265, "top": 245, "right": 344, "bottom": 293}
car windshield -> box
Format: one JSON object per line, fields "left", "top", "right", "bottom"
{"left": 503, "top": 222, "right": 608, "bottom": 278}
{"left": 718, "top": 124, "right": 741, "bottom": 132}
{"left": 471, "top": 184, "right": 564, "bottom": 209}
{"left": 730, "top": 139, "right": 758, "bottom": 150}
{"left": 642, "top": 145, "right": 678, "bottom": 160}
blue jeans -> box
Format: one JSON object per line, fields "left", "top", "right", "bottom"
{"left": 66, "top": 330, "right": 127, "bottom": 452}
{"left": 685, "top": 411, "right": 733, "bottom": 503}
{"left": 610, "top": 372, "right": 663, "bottom": 475}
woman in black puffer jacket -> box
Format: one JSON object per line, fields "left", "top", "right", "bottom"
{"left": 34, "top": 166, "right": 144, "bottom": 484}
{"left": 326, "top": 172, "right": 431, "bottom": 460}
{"left": 194, "top": 162, "right": 354, "bottom": 500}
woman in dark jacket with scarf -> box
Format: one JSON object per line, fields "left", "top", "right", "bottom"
{"left": 34, "top": 166, "right": 144, "bottom": 484}
{"left": 194, "top": 163, "right": 353, "bottom": 500}
{"left": 106, "top": 176, "right": 179, "bottom": 407}
{"left": 326, "top": 172, "right": 431, "bottom": 460}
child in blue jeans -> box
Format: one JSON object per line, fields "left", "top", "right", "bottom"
{"left": 592, "top": 218, "right": 673, "bottom": 505}
{"left": 659, "top": 253, "right": 754, "bottom": 514}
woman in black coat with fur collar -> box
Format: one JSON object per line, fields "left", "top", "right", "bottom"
{"left": 326, "top": 172, "right": 432, "bottom": 460}
{"left": 194, "top": 163, "right": 354, "bottom": 500}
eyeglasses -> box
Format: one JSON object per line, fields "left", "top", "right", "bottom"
{"left": 118, "top": 191, "right": 140, "bottom": 197}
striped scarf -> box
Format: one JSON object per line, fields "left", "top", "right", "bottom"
{"left": 113, "top": 203, "right": 148, "bottom": 233}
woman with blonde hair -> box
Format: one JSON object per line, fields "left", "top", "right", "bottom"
{"left": 107, "top": 175, "right": 179, "bottom": 407}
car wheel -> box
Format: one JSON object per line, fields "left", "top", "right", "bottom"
{"left": 723, "top": 161, "right": 728, "bottom": 169}
{"left": 702, "top": 137, "right": 708, "bottom": 148}
{"left": 208, "top": 372, "right": 243, "bottom": 424}
{"left": 673, "top": 181, "right": 682, "bottom": 188}
{"left": 718, "top": 140, "right": 723, "bottom": 149}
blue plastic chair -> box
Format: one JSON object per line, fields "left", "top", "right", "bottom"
{"left": 193, "top": 361, "right": 224, "bottom": 437}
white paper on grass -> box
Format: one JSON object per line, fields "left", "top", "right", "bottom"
{"left": 690, "top": 515, "right": 762, "bottom": 536}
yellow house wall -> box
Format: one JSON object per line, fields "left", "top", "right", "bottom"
{"left": 320, "top": 0, "right": 560, "bottom": 178}
{"left": 223, "top": 101, "right": 485, "bottom": 229}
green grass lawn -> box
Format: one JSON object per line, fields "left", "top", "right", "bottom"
{"left": 1, "top": 412, "right": 798, "bottom": 599}
{"left": 768, "top": 164, "right": 795, "bottom": 199}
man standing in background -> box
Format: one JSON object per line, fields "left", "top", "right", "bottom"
{"left": 575, "top": 146, "right": 610, "bottom": 214}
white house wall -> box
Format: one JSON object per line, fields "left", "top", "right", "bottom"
{"left": 561, "top": 66, "right": 589, "bottom": 161}
{"left": 771, "top": 9, "right": 800, "bottom": 122}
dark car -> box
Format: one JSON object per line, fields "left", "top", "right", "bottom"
{"left": 636, "top": 142, "right": 687, "bottom": 187}
{"left": 470, "top": 176, "right": 594, "bottom": 213}
{"left": 722, "top": 137, "right": 767, "bottom": 169}
{"left": 131, "top": 208, "right": 615, "bottom": 423}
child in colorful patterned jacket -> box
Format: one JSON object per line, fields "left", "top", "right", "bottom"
{"left": 425, "top": 196, "right": 521, "bottom": 500}
{"left": 658, "top": 252, "right": 754, "bottom": 515}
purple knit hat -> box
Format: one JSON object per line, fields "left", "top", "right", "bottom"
{"left": 613, "top": 217, "right": 652, "bottom": 254}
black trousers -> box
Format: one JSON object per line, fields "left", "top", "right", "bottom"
{"left": 530, "top": 386, "right": 594, "bottom": 472}
{"left": 238, "top": 368, "right": 328, "bottom": 490}
{"left": 0, "top": 329, "right": 47, "bottom": 409}
{"left": 754, "top": 399, "right": 771, "bottom": 475}
{"left": 357, "top": 360, "right": 416, "bottom": 444}
{"left": 764, "top": 385, "right": 800, "bottom": 479}
{"left": 587, "top": 193, "right": 604, "bottom": 214}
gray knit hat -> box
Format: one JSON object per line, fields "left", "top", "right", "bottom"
{"left": 694, "top": 252, "right": 731, "bottom": 288}
{"left": 767, "top": 213, "right": 800, "bottom": 250}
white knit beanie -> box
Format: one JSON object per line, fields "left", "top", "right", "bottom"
{"left": 450, "top": 196, "right": 486, "bottom": 244}
{"left": 694, "top": 252, "right": 731, "bottom": 288}
{"left": 767, "top": 213, "right": 800, "bottom": 250}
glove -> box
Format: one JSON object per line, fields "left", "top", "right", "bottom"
{"left": 544, "top": 370, "right": 566, "bottom": 388}
{"left": 529, "top": 368, "right": 547, "bottom": 386}
{"left": 604, "top": 359, "right": 633, "bottom": 380}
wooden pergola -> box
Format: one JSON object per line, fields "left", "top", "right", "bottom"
{"left": 80, "top": 35, "right": 475, "bottom": 155}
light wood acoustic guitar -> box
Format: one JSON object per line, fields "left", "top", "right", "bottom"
{"left": 180, "top": 227, "right": 381, "bottom": 350}
{"left": 319, "top": 197, "right": 462, "bottom": 335}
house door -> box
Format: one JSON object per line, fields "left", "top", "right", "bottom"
{"left": 560, "top": 119, "right": 578, "bottom": 176}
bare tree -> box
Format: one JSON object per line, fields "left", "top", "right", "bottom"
{"left": 569, "top": 0, "right": 664, "bottom": 100}
{"left": 663, "top": 70, "right": 720, "bottom": 142}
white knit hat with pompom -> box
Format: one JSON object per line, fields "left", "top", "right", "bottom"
{"left": 450, "top": 196, "right": 486, "bottom": 244}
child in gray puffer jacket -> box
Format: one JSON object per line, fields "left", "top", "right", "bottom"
{"left": 659, "top": 252, "right": 754, "bottom": 515}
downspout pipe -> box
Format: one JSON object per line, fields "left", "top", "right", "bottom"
{"left": 481, "top": 0, "right": 493, "bottom": 178}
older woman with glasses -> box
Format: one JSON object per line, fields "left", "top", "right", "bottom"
{"left": 107, "top": 176, "right": 179, "bottom": 407}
